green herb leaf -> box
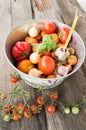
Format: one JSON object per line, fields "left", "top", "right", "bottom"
{"left": 36, "top": 34, "right": 57, "bottom": 52}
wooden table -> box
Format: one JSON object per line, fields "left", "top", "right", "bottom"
{"left": 0, "top": 0, "right": 86, "bottom": 130}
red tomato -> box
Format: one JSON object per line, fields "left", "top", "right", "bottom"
{"left": 18, "top": 103, "right": 24, "bottom": 111}
{"left": 58, "top": 27, "right": 70, "bottom": 44}
{"left": 23, "top": 110, "right": 32, "bottom": 119}
{"left": 30, "top": 104, "right": 42, "bottom": 114}
{"left": 38, "top": 56, "right": 55, "bottom": 75}
{"left": 46, "top": 105, "right": 56, "bottom": 114}
{"left": 10, "top": 77, "right": 18, "bottom": 83}
{"left": 30, "top": 104, "right": 38, "bottom": 114}
{"left": 49, "top": 91, "right": 58, "bottom": 100}
{"left": 43, "top": 22, "right": 57, "bottom": 34}
{"left": 13, "top": 114, "right": 20, "bottom": 121}
{"left": 36, "top": 96, "right": 45, "bottom": 106}
{"left": 41, "top": 30, "right": 47, "bottom": 37}
{"left": 12, "top": 41, "right": 31, "bottom": 61}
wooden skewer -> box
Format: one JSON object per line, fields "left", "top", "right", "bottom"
{"left": 64, "top": 9, "right": 78, "bottom": 49}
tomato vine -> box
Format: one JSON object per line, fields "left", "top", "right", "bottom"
{"left": 0, "top": 71, "right": 86, "bottom": 122}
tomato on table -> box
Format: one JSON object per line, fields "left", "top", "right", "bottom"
{"left": 43, "top": 22, "right": 57, "bottom": 34}
{"left": 36, "top": 96, "right": 46, "bottom": 106}
{"left": 49, "top": 91, "right": 58, "bottom": 100}
{"left": 58, "top": 27, "right": 70, "bottom": 44}
{"left": 23, "top": 110, "right": 32, "bottom": 119}
{"left": 10, "top": 77, "right": 18, "bottom": 83}
{"left": 13, "top": 114, "right": 20, "bottom": 121}
{"left": 38, "top": 56, "right": 55, "bottom": 75}
{"left": 46, "top": 105, "right": 56, "bottom": 114}
{"left": 30, "top": 104, "right": 42, "bottom": 114}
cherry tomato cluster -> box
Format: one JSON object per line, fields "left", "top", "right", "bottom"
{"left": 11, "top": 21, "right": 78, "bottom": 79}
{"left": 0, "top": 71, "right": 86, "bottom": 122}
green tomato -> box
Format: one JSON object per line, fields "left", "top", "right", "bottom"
{"left": 64, "top": 107, "right": 70, "bottom": 114}
{"left": 71, "top": 106, "right": 79, "bottom": 115}
{"left": 3, "top": 115, "right": 11, "bottom": 122}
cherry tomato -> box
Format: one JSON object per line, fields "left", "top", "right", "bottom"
{"left": 38, "top": 56, "right": 55, "bottom": 75}
{"left": 46, "top": 105, "right": 56, "bottom": 114}
{"left": 25, "top": 36, "right": 38, "bottom": 44}
{"left": 67, "top": 55, "right": 78, "bottom": 65}
{"left": 10, "top": 77, "right": 18, "bottom": 83}
{"left": 58, "top": 27, "right": 70, "bottom": 44}
{"left": 18, "top": 103, "right": 24, "bottom": 110}
{"left": 36, "top": 96, "right": 45, "bottom": 106}
{"left": 23, "top": 110, "right": 32, "bottom": 119}
{"left": 1, "top": 94, "right": 7, "bottom": 100}
{"left": 13, "top": 114, "right": 20, "bottom": 121}
{"left": 30, "top": 104, "right": 38, "bottom": 114}
{"left": 30, "top": 104, "right": 42, "bottom": 114}
{"left": 43, "top": 22, "right": 57, "bottom": 34}
{"left": 41, "top": 30, "right": 47, "bottom": 37}
{"left": 49, "top": 91, "right": 58, "bottom": 100}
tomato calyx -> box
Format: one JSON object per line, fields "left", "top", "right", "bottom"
{"left": 36, "top": 96, "right": 46, "bottom": 106}
{"left": 22, "top": 51, "right": 30, "bottom": 57}
{"left": 30, "top": 104, "right": 42, "bottom": 114}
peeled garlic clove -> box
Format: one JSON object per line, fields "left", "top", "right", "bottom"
{"left": 28, "top": 68, "right": 43, "bottom": 78}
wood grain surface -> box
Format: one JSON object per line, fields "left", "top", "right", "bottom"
{"left": 0, "top": 0, "right": 86, "bottom": 130}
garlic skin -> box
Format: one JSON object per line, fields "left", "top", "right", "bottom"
{"left": 28, "top": 26, "right": 38, "bottom": 37}
{"left": 57, "top": 65, "right": 68, "bottom": 76}
{"left": 55, "top": 47, "right": 70, "bottom": 61}
{"left": 28, "top": 68, "right": 43, "bottom": 78}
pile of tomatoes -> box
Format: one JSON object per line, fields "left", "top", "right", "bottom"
{"left": 11, "top": 21, "right": 78, "bottom": 78}
{"left": 2, "top": 92, "right": 59, "bottom": 121}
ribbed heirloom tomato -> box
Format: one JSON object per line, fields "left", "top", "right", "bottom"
{"left": 38, "top": 56, "right": 55, "bottom": 75}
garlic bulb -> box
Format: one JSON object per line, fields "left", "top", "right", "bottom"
{"left": 55, "top": 47, "right": 70, "bottom": 61}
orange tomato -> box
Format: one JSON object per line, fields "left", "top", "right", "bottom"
{"left": 41, "top": 31, "right": 47, "bottom": 37}
{"left": 51, "top": 33, "right": 59, "bottom": 43}
{"left": 13, "top": 114, "right": 20, "bottom": 121}
{"left": 17, "top": 59, "right": 34, "bottom": 74}
{"left": 50, "top": 51, "right": 55, "bottom": 58}
{"left": 47, "top": 74, "right": 56, "bottom": 78}
{"left": 40, "top": 50, "right": 51, "bottom": 56}
{"left": 57, "top": 43, "right": 64, "bottom": 48}
{"left": 25, "top": 36, "right": 38, "bottom": 44}
{"left": 67, "top": 55, "right": 78, "bottom": 65}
